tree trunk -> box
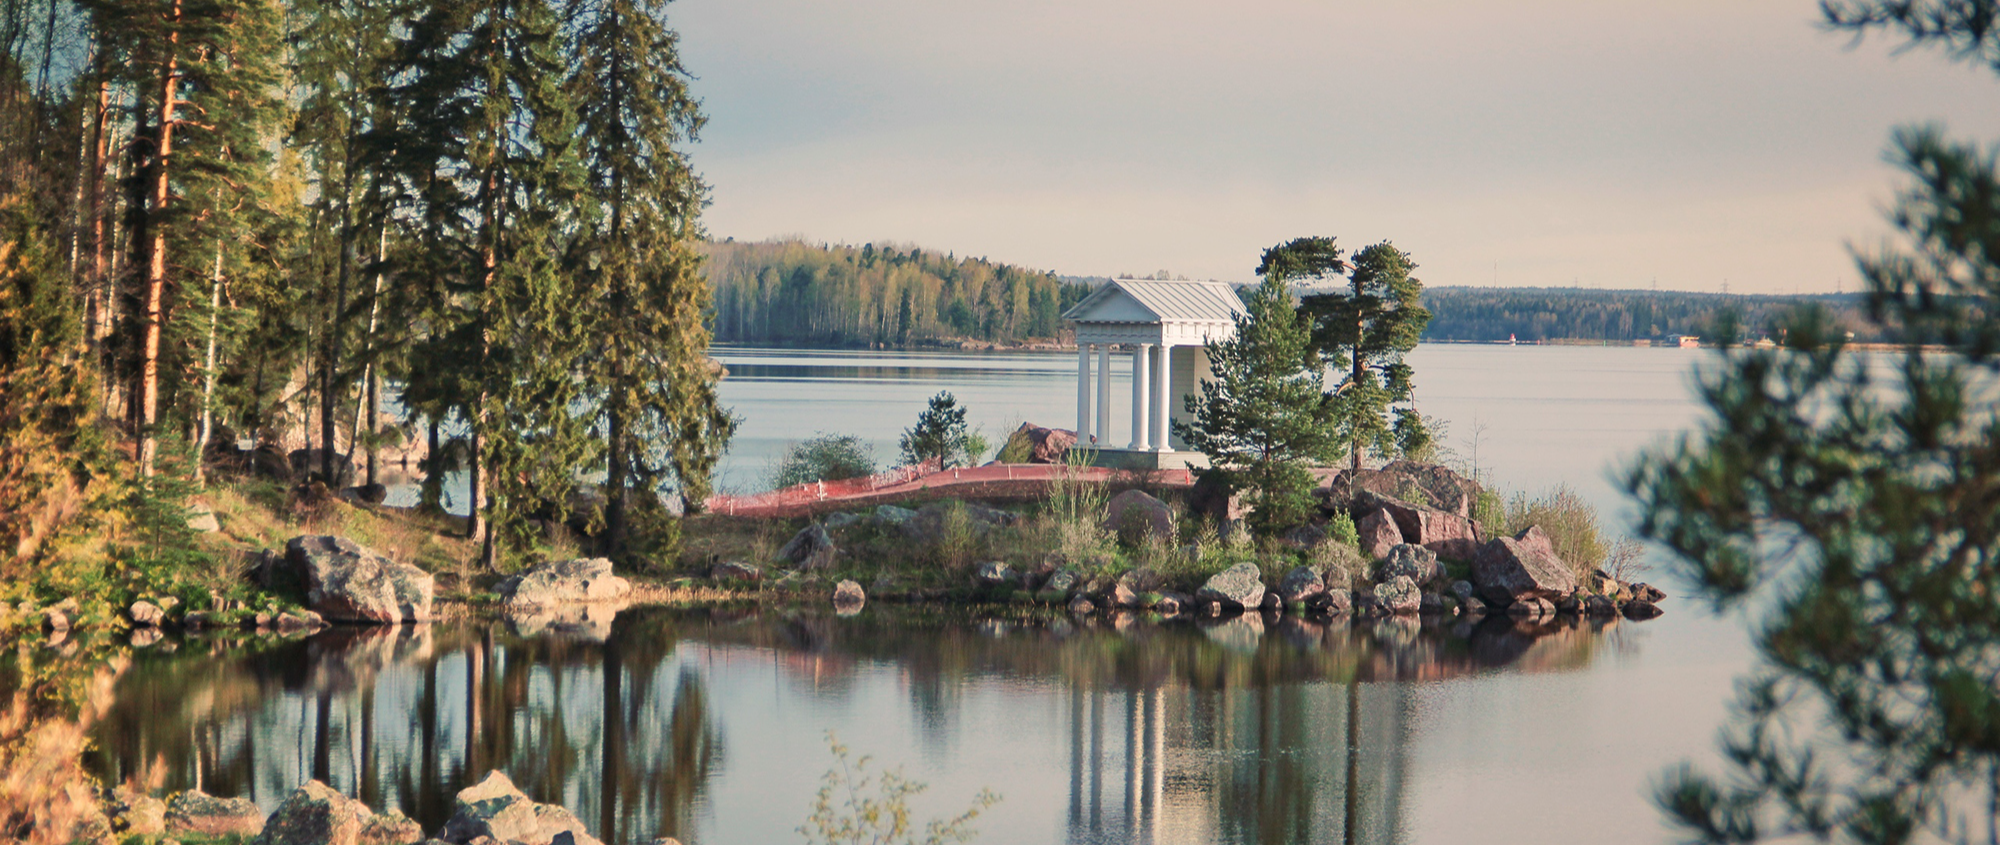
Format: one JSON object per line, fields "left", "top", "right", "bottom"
{"left": 347, "top": 228, "right": 385, "bottom": 485}
{"left": 136, "top": 0, "right": 183, "bottom": 479}
{"left": 85, "top": 72, "right": 109, "bottom": 355}
{"left": 193, "top": 245, "right": 222, "bottom": 487}
{"left": 603, "top": 404, "right": 627, "bottom": 558}
{"left": 1350, "top": 275, "right": 1364, "bottom": 473}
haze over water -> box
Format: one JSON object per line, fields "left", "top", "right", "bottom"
{"left": 90, "top": 345, "right": 1756, "bottom": 844}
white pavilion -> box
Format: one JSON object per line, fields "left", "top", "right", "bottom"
{"left": 1061, "top": 278, "right": 1245, "bottom": 470}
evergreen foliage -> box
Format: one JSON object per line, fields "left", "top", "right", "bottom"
{"left": 772, "top": 434, "right": 876, "bottom": 489}
{"left": 704, "top": 238, "right": 1089, "bottom": 347}
{"left": 898, "top": 391, "right": 986, "bottom": 469}
{"left": 1629, "top": 4, "right": 2000, "bottom": 840}
{"left": 1175, "top": 263, "right": 1342, "bottom": 537}
{"left": 1420, "top": 287, "right": 1884, "bottom": 344}
{"left": 1290, "top": 239, "right": 1431, "bottom": 470}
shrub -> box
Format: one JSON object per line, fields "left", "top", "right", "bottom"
{"left": 1323, "top": 509, "right": 1359, "bottom": 552}
{"left": 898, "top": 392, "right": 986, "bottom": 469}
{"left": 800, "top": 732, "right": 998, "bottom": 845}
{"left": 772, "top": 434, "right": 876, "bottom": 489}
{"left": 1503, "top": 485, "right": 1605, "bottom": 580}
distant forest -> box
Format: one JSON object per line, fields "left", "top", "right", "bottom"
{"left": 703, "top": 239, "right": 1091, "bottom": 346}
{"left": 1419, "top": 287, "right": 1884, "bottom": 343}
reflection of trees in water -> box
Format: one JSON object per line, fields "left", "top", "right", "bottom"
{"left": 86, "top": 606, "right": 1631, "bottom": 845}
{"left": 86, "top": 619, "right": 722, "bottom": 845}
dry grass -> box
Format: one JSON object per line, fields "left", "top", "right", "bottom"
{"left": 0, "top": 653, "right": 126, "bottom": 845}
{"left": 1502, "top": 484, "right": 1609, "bottom": 581}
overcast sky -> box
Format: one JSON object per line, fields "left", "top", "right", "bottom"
{"left": 670, "top": 0, "right": 2000, "bottom": 294}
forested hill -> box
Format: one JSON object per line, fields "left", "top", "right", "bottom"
{"left": 703, "top": 239, "right": 1091, "bottom": 347}
{"left": 1419, "top": 286, "right": 1882, "bottom": 343}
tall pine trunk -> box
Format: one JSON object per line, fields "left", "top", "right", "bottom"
{"left": 1350, "top": 274, "right": 1364, "bottom": 472}
{"left": 193, "top": 245, "right": 222, "bottom": 487}
{"left": 136, "top": 0, "right": 183, "bottom": 479}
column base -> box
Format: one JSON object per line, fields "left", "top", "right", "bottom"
{"left": 1082, "top": 447, "right": 1211, "bottom": 471}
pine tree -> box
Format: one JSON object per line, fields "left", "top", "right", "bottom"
{"left": 563, "top": 0, "right": 733, "bottom": 558}
{"left": 1289, "top": 238, "right": 1430, "bottom": 471}
{"left": 1630, "top": 4, "right": 2000, "bottom": 840}
{"left": 898, "top": 391, "right": 982, "bottom": 470}
{"left": 1175, "top": 264, "right": 1342, "bottom": 537}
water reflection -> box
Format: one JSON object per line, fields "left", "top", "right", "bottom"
{"left": 86, "top": 607, "right": 1639, "bottom": 845}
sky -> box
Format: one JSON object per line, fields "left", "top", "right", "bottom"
{"left": 669, "top": 0, "right": 2000, "bottom": 294}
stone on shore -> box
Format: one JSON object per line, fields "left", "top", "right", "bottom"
{"left": 439, "top": 772, "right": 604, "bottom": 845}
{"left": 1276, "top": 566, "right": 1325, "bottom": 604}
{"left": 708, "top": 561, "right": 761, "bottom": 581}
{"left": 1470, "top": 525, "right": 1577, "bottom": 607}
{"left": 780, "top": 524, "right": 837, "bottom": 570}
{"left": 1354, "top": 492, "right": 1482, "bottom": 561}
{"left": 974, "top": 561, "right": 1016, "bottom": 588}
{"left": 252, "top": 780, "right": 372, "bottom": 845}
{"left": 1357, "top": 508, "right": 1403, "bottom": 561}
{"left": 1154, "top": 590, "right": 1191, "bottom": 615}
{"left": 1196, "top": 562, "right": 1267, "bottom": 611}
{"left": 832, "top": 579, "right": 866, "bottom": 607}
{"left": 1629, "top": 582, "right": 1667, "bottom": 602}
{"left": 1377, "top": 544, "right": 1441, "bottom": 586}
{"left": 167, "top": 790, "right": 265, "bottom": 837}
{"left": 129, "top": 600, "right": 165, "bottom": 627}
{"left": 499, "top": 558, "right": 631, "bottom": 606}
{"left": 1621, "top": 599, "right": 1663, "bottom": 620}
{"left": 1102, "top": 489, "right": 1174, "bottom": 544}
{"left": 1373, "top": 576, "right": 1422, "bottom": 614}
{"left": 1067, "top": 595, "right": 1095, "bottom": 614}
{"left": 284, "top": 536, "right": 434, "bottom": 624}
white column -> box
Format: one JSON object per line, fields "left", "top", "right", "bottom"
{"left": 1096, "top": 344, "right": 1112, "bottom": 446}
{"left": 1153, "top": 344, "right": 1172, "bottom": 450}
{"left": 1130, "top": 344, "right": 1150, "bottom": 450}
{"left": 1077, "top": 343, "right": 1093, "bottom": 441}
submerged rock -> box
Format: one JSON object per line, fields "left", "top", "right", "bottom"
{"left": 1620, "top": 599, "right": 1663, "bottom": 620}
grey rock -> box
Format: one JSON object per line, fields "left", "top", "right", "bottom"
{"left": 824, "top": 511, "right": 863, "bottom": 528}
{"left": 1584, "top": 594, "right": 1619, "bottom": 617}
{"left": 1357, "top": 508, "right": 1403, "bottom": 560}
{"left": 780, "top": 524, "right": 837, "bottom": 570}
{"left": 1463, "top": 595, "right": 1489, "bottom": 615}
{"left": 166, "top": 790, "right": 265, "bottom": 837}
{"left": 1450, "top": 580, "right": 1475, "bottom": 601}
{"left": 1373, "top": 576, "right": 1422, "bottom": 614}
{"left": 1378, "top": 544, "right": 1441, "bottom": 586}
{"left": 1154, "top": 590, "right": 1191, "bottom": 614}
{"left": 974, "top": 561, "right": 1016, "bottom": 588}
{"left": 499, "top": 558, "right": 632, "bottom": 606}
{"left": 708, "top": 561, "right": 761, "bottom": 581}
{"left": 870, "top": 505, "right": 917, "bottom": 526}
{"left": 1507, "top": 597, "right": 1556, "bottom": 618}
{"left": 273, "top": 610, "right": 325, "bottom": 631}
{"left": 1259, "top": 591, "right": 1283, "bottom": 612}
{"left": 187, "top": 506, "right": 221, "bottom": 533}
{"left": 1419, "top": 592, "right": 1446, "bottom": 615}
{"left": 252, "top": 780, "right": 370, "bottom": 845}
{"left": 1195, "top": 562, "right": 1267, "bottom": 611}
{"left": 1279, "top": 524, "right": 1328, "bottom": 550}
{"left": 1102, "top": 489, "right": 1174, "bottom": 543}
{"left": 1111, "top": 581, "right": 1143, "bottom": 608}
{"left": 1276, "top": 566, "right": 1325, "bottom": 603}
{"left": 1310, "top": 588, "right": 1353, "bottom": 615}
{"left": 1629, "top": 582, "right": 1667, "bottom": 602}
{"left": 1621, "top": 599, "right": 1663, "bottom": 620}
{"left": 1067, "top": 595, "right": 1096, "bottom": 614}
{"left": 129, "top": 601, "right": 165, "bottom": 627}
{"left": 1043, "top": 568, "right": 1080, "bottom": 594}
{"left": 284, "top": 536, "right": 434, "bottom": 624}
{"left": 439, "top": 771, "right": 603, "bottom": 845}
{"left": 360, "top": 811, "right": 423, "bottom": 845}
{"left": 1470, "top": 525, "right": 1577, "bottom": 607}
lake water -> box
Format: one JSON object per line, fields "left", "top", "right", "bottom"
{"left": 86, "top": 344, "right": 1759, "bottom": 844}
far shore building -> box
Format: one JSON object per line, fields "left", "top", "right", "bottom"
{"left": 1061, "top": 278, "right": 1244, "bottom": 470}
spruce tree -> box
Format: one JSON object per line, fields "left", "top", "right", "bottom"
{"left": 563, "top": 0, "right": 733, "bottom": 557}
{"left": 375, "top": 0, "right": 583, "bottom": 564}
{"left": 1175, "top": 262, "right": 1342, "bottom": 536}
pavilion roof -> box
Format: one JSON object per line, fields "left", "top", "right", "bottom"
{"left": 1063, "top": 278, "right": 1245, "bottom": 324}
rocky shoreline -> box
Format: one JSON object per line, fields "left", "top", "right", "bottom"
{"left": 90, "top": 771, "right": 657, "bottom": 845}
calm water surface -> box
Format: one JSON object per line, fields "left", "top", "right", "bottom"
{"left": 90, "top": 344, "right": 1755, "bottom": 844}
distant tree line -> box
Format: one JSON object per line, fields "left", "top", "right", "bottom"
{"left": 703, "top": 239, "right": 1090, "bottom": 347}
{"left": 1419, "top": 287, "right": 1886, "bottom": 343}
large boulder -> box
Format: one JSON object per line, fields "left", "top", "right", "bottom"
{"left": 166, "top": 790, "right": 265, "bottom": 837}
{"left": 1276, "top": 566, "right": 1325, "bottom": 604}
{"left": 129, "top": 600, "right": 165, "bottom": 627}
{"left": 284, "top": 536, "right": 434, "bottom": 624}
{"left": 1322, "top": 461, "right": 1483, "bottom": 519}
{"left": 1357, "top": 508, "right": 1403, "bottom": 560}
{"left": 780, "top": 524, "right": 837, "bottom": 570}
{"left": 1001, "top": 422, "right": 1077, "bottom": 464}
{"left": 1377, "top": 544, "right": 1441, "bottom": 586}
{"left": 439, "top": 771, "right": 604, "bottom": 845}
{"left": 252, "top": 780, "right": 373, "bottom": 845}
{"left": 1102, "top": 489, "right": 1174, "bottom": 544}
{"left": 1373, "top": 576, "right": 1422, "bottom": 614}
{"left": 1196, "top": 562, "right": 1266, "bottom": 611}
{"left": 1353, "top": 492, "right": 1482, "bottom": 561}
{"left": 1471, "top": 525, "right": 1577, "bottom": 606}
{"left": 498, "top": 558, "right": 631, "bottom": 606}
